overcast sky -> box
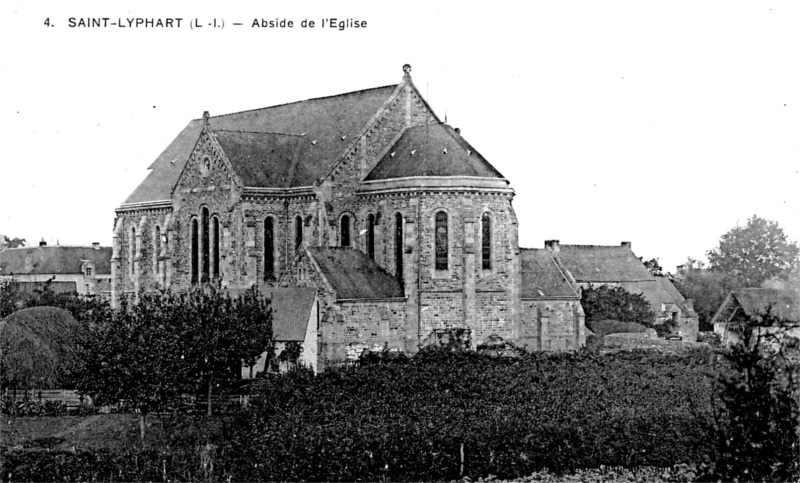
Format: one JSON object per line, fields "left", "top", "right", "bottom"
{"left": 1, "top": 0, "right": 798, "bottom": 273}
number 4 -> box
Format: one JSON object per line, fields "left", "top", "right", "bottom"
{"left": 44, "top": 18, "right": 50, "bottom": 27}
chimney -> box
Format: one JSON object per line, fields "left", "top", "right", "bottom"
{"left": 544, "top": 240, "right": 560, "bottom": 253}
{"left": 92, "top": 242, "right": 100, "bottom": 249}
{"left": 39, "top": 239, "right": 47, "bottom": 247}
{"left": 685, "top": 299, "right": 694, "bottom": 311}
{"left": 621, "top": 241, "right": 631, "bottom": 249}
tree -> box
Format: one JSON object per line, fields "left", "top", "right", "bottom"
{"left": 183, "top": 287, "right": 273, "bottom": 415}
{"left": 580, "top": 285, "right": 655, "bottom": 326}
{"left": 707, "top": 215, "right": 799, "bottom": 287}
{"left": 72, "top": 287, "right": 272, "bottom": 440}
{"left": 0, "top": 235, "right": 26, "bottom": 250}
{"left": 641, "top": 257, "right": 664, "bottom": 277}
{"left": 673, "top": 261, "right": 743, "bottom": 332}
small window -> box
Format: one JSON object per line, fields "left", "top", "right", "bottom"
{"left": 366, "top": 213, "right": 375, "bottom": 260}
{"left": 129, "top": 226, "right": 136, "bottom": 277}
{"left": 340, "top": 214, "right": 351, "bottom": 247}
{"left": 435, "top": 211, "right": 448, "bottom": 270}
{"left": 264, "top": 217, "right": 275, "bottom": 281}
{"left": 481, "top": 212, "right": 492, "bottom": 270}
{"left": 295, "top": 215, "right": 303, "bottom": 249}
{"left": 154, "top": 226, "right": 161, "bottom": 274}
{"left": 211, "top": 217, "right": 220, "bottom": 281}
{"left": 191, "top": 218, "right": 199, "bottom": 285}
{"left": 85, "top": 266, "right": 93, "bottom": 277}
{"left": 395, "top": 213, "right": 404, "bottom": 281}
{"left": 201, "top": 207, "right": 210, "bottom": 283}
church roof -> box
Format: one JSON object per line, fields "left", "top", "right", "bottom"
{"left": 520, "top": 248, "right": 579, "bottom": 299}
{"left": 123, "top": 85, "right": 398, "bottom": 203}
{"left": 555, "top": 245, "right": 653, "bottom": 283}
{"left": 0, "top": 246, "right": 112, "bottom": 276}
{"left": 364, "top": 123, "right": 505, "bottom": 181}
{"left": 213, "top": 130, "right": 307, "bottom": 188}
{"left": 308, "top": 247, "right": 405, "bottom": 300}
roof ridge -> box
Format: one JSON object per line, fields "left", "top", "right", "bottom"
{"left": 214, "top": 129, "right": 306, "bottom": 137}
{"left": 194, "top": 84, "right": 398, "bottom": 121}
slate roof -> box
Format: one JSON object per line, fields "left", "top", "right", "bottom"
{"left": 620, "top": 277, "right": 697, "bottom": 317}
{"left": 726, "top": 288, "right": 800, "bottom": 323}
{"left": 268, "top": 288, "right": 317, "bottom": 342}
{"left": 123, "top": 85, "right": 398, "bottom": 204}
{"left": 308, "top": 247, "right": 405, "bottom": 300}
{"left": 0, "top": 246, "right": 112, "bottom": 275}
{"left": 364, "top": 123, "right": 505, "bottom": 181}
{"left": 214, "top": 130, "right": 307, "bottom": 188}
{"left": 556, "top": 245, "right": 653, "bottom": 283}
{"left": 520, "top": 248, "right": 578, "bottom": 299}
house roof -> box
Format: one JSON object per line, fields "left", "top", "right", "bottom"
{"left": 727, "top": 288, "right": 800, "bottom": 324}
{"left": 520, "top": 248, "right": 578, "bottom": 299}
{"left": 0, "top": 246, "right": 112, "bottom": 276}
{"left": 308, "top": 247, "right": 405, "bottom": 300}
{"left": 123, "top": 85, "right": 399, "bottom": 204}
{"left": 555, "top": 245, "right": 653, "bottom": 283}
{"left": 268, "top": 288, "right": 317, "bottom": 342}
{"left": 364, "top": 123, "right": 505, "bottom": 181}
{"left": 620, "top": 277, "right": 696, "bottom": 317}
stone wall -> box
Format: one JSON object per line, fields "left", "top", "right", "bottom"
{"left": 520, "top": 299, "right": 585, "bottom": 351}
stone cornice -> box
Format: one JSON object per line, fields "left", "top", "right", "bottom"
{"left": 357, "top": 176, "right": 514, "bottom": 196}
{"left": 116, "top": 200, "right": 173, "bottom": 213}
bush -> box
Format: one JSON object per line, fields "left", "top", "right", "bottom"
{"left": 224, "top": 348, "right": 717, "bottom": 481}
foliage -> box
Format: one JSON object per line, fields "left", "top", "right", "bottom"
{"left": 224, "top": 348, "right": 717, "bottom": 481}
{"left": 71, "top": 287, "right": 272, "bottom": 440}
{"left": 585, "top": 319, "right": 648, "bottom": 338}
{"left": 580, "top": 285, "right": 656, "bottom": 326}
{"left": 0, "top": 306, "right": 81, "bottom": 389}
{"left": 673, "top": 261, "right": 741, "bottom": 331}
{"left": 699, "top": 331, "right": 800, "bottom": 482}
{"left": 707, "top": 215, "right": 800, "bottom": 287}
{"left": 641, "top": 257, "right": 665, "bottom": 277}
{"left": 0, "top": 234, "right": 26, "bottom": 249}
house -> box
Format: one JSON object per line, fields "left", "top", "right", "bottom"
{"left": 112, "top": 64, "right": 588, "bottom": 370}
{"left": 0, "top": 241, "right": 112, "bottom": 299}
{"left": 712, "top": 288, "right": 800, "bottom": 347}
{"left": 544, "top": 240, "right": 699, "bottom": 341}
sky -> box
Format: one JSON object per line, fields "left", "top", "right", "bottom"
{"left": 1, "top": 0, "right": 798, "bottom": 273}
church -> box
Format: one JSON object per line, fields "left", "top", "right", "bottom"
{"left": 112, "top": 65, "right": 587, "bottom": 370}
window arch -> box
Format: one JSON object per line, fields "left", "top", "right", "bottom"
{"left": 190, "top": 218, "right": 199, "bottom": 285}
{"left": 435, "top": 211, "right": 448, "bottom": 270}
{"left": 154, "top": 225, "right": 161, "bottom": 275}
{"left": 340, "top": 214, "right": 351, "bottom": 247}
{"left": 295, "top": 215, "right": 303, "bottom": 249}
{"left": 264, "top": 217, "right": 275, "bottom": 281}
{"left": 366, "top": 213, "right": 375, "bottom": 260}
{"left": 211, "top": 216, "right": 220, "bottom": 281}
{"left": 481, "top": 212, "right": 492, "bottom": 270}
{"left": 395, "top": 213, "right": 403, "bottom": 281}
{"left": 201, "top": 207, "right": 210, "bottom": 283}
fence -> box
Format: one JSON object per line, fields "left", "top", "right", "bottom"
{"left": 2, "top": 388, "right": 92, "bottom": 410}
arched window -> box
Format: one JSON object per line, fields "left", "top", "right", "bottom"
{"left": 129, "top": 226, "right": 136, "bottom": 277}
{"left": 264, "top": 217, "right": 275, "bottom": 281}
{"left": 295, "top": 215, "right": 303, "bottom": 249}
{"left": 481, "top": 212, "right": 492, "bottom": 270}
{"left": 211, "top": 217, "right": 220, "bottom": 281}
{"left": 435, "top": 211, "right": 448, "bottom": 270}
{"left": 191, "top": 218, "right": 199, "bottom": 285}
{"left": 395, "top": 213, "right": 403, "bottom": 281}
{"left": 201, "top": 207, "right": 210, "bottom": 283}
{"left": 154, "top": 226, "right": 161, "bottom": 275}
{"left": 366, "top": 213, "right": 375, "bottom": 260}
{"left": 340, "top": 214, "right": 350, "bottom": 247}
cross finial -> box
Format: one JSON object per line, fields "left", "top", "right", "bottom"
{"left": 402, "top": 64, "right": 412, "bottom": 80}
{"left": 203, "top": 111, "right": 210, "bottom": 126}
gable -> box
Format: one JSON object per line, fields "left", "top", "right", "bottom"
{"left": 175, "top": 129, "right": 238, "bottom": 191}
{"left": 364, "top": 123, "right": 505, "bottom": 181}
{"left": 122, "top": 85, "right": 399, "bottom": 205}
